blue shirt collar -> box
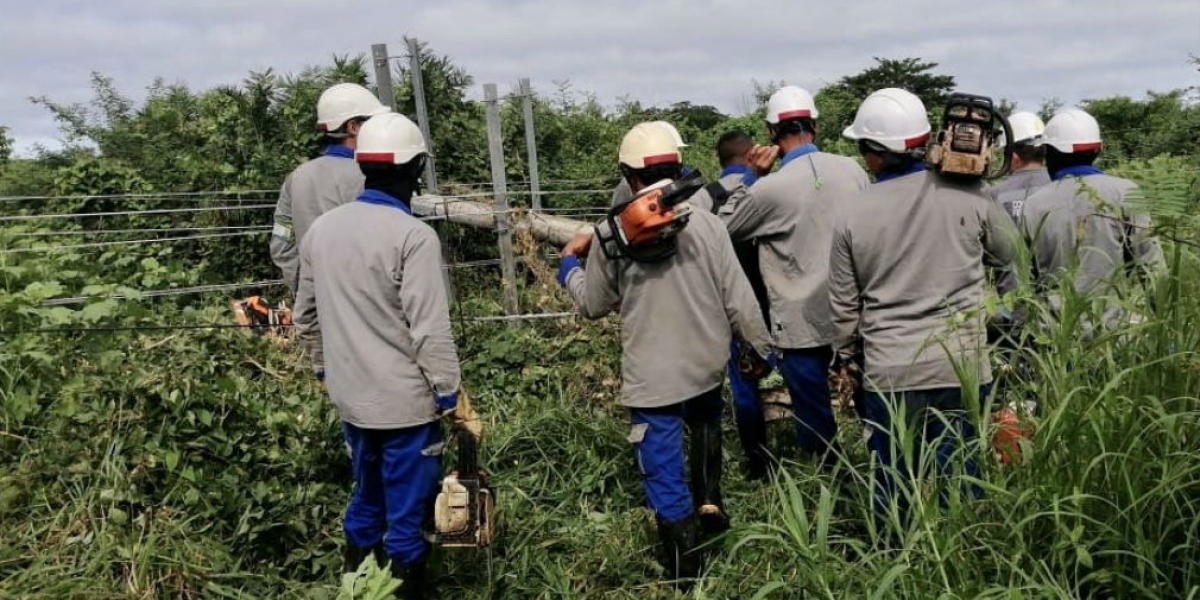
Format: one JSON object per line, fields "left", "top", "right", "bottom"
{"left": 356, "top": 189, "right": 412, "bottom": 214}
{"left": 874, "top": 162, "right": 927, "bottom": 184}
{"left": 719, "top": 164, "right": 752, "bottom": 179}
{"left": 1051, "top": 165, "right": 1104, "bottom": 181}
{"left": 779, "top": 143, "right": 819, "bottom": 167}
{"left": 324, "top": 145, "right": 355, "bottom": 159}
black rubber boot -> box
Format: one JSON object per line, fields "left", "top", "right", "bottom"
{"left": 689, "top": 420, "right": 730, "bottom": 538}
{"left": 656, "top": 515, "right": 702, "bottom": 589}
{"left": 343, "top": 542, "right": 387, "bottom": 574}
{"left": 389, "top": 556, "right": 429, "bottom": 600}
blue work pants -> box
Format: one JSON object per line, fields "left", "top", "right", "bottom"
{"left": 727, "top": 341, "right": 768, "bottom": 474}
{"left": 341, "top": 421, "right": 443, "bottom": 566}
{"left": 779, "top": 346, "right": 837, "bottom": 456}
{"left": 859, "top": 387, "right": 984, "bottom": 516}
{"left": 629, "top": 387, "right": 723, "bottom": 524}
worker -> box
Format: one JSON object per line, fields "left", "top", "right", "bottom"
{"left": 557, "top": 122, "right": 773, "bottom": 585}
{"left": 1021, "top": 108, "right": 1164, "bottom": 331}
{"left": 715, "top": 86, "right": 870, "bottom": 467}
{"left": 831, "top": 88, "right": 1018, "bottom": 515}
{"left": 988, "top": 111, "right": 1052, "bottom": 299}
{"left": 610, "top": 120, "right": 691, "bottom": 207}
{"left": 707, "top": 130, "right": 774, "bottom": 480}
{"left": 293, "top": 113, "right": 465, "bottom": 600}
{"left": 271, "top": 82, "right": 390, "bottom": 296}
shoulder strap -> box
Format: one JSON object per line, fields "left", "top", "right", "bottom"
{"left": 706, "top": 181, "right": 732, "bottom": 214}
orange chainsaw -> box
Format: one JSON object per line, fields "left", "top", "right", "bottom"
{"left": 595, "top": 171, "right": 705, "bottom": 263}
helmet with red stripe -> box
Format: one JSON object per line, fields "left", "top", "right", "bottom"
{"left": 355, "top": 113, "right": 428, "bottom": 166}
{"left": 842, "top": 88, "right": 931, "bottom": 154}
{"left": 766, "top": 86, "right": 819, "bottom": 124}
{"left": 1036, "top": 109, "right": 1103, "bottom": 154}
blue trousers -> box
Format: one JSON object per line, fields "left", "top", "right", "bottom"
{"left": 341, "top": 421, "right": 443, "bottom": 566}
{"left": 728, "top": 341, "right": 768, "bottom": 472}
{"left": 779, "top": 346, "right": 837, "bottom": 456}
{"left": 630, "top": 387, "right": 723, "bottom": 523}
{"left": 860, "top": 387, "right": 983, "bottom": 515}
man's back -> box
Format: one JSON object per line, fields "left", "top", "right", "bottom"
{"left": 830, "top": 171, "right": 1017, "bottom": 391}
{"left": 566, "top": 209, "right": 770, "bottom": 408}
{"left": 271, "top": 154, "right": 365, "bottom": 292}
{"left": 720, "top": 151, "right": 869, "bottom": 348}
{"left": 300, "top": 201, "right": 459, "bottom": 428}
{"left": 1022, "top": 173, "right": 1163, "bottom": 296}
{"left": 989, "top": 168, "right": 1051, "bottom": 222}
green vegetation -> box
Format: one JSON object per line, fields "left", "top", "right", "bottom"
{"left": 2, "top": 46, "right": 1198, "bottom": 598}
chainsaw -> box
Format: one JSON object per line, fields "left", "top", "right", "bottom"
{"left": 428, "top": 390, "right": 494, "bottom": 548}
{"left": 926, "top": 93, "right": 1014, "bottom": 180}
{"left": 595, "top": 171, "right": 705, "bottom": 263}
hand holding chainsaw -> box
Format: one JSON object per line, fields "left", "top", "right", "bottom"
{"left": 438, "top": 388, "right": 483, "bottom": 440}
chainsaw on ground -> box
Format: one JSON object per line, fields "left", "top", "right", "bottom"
{"left": 428, "top": 390, "right": 494, "bottom": 548}
{"left": 231, "top": 295, "right": 292, "bottom": 338}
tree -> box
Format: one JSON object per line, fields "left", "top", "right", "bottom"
{"left": 828, "top": 57, "right": 957, "bottom": 109}
{"left": 0, "top": 125, "right": 11, "bottom": 163}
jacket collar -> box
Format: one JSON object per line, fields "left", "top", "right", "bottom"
{"left": 1051, "top": 165, "right": 1104, "bottom": 181}
{"left": 324, "top": 145, "right": 355, "bottom": 159}
{"left": 356, "top": 189, "right": 412, "bottom": 214}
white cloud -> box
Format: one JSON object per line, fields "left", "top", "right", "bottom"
{"left": 2, "top": 0, "right": 1197, "bottom": 156}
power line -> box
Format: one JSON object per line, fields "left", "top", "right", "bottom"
{"left": 43, "top": 280, "right": 286, "bottom": 306}
{"left": 0, "top": 189, "right": 279, "bottom": 204}
{"left": 1, "top": 230, "right": 268, "bottom": 254}
{"left": 0, "top": 204, "right": 275, "bottom": 223}
{"left": 2, "top": 311, "right": 580, "bottom": 336}
{"left": 7, "top": 225, "right": 272, "bottom": 238}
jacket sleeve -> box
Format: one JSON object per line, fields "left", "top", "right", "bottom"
{"left": 398, "top": 228, "right": 461, "bottom": 396}
{"left": 828, "top": 222, "right": 861, "bottom": 358}
{"left": 713, "top": 228, "right": 773, "bottom": 358}
{"left": 981, "top": 196, "right": 1020, "bottom": 268}
{"left": 717, "top": 184, "right": 789, "bottom": 242}
{"left": 292, "top": 237, "right": 323, "bottom": 370}
{"left": 564, "top": 233, "right": 620, "bottom": 319}
{"left": 270, "top": 175, "right": 301, "bottom": 295}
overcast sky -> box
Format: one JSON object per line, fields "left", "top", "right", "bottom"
{"left": 3, "top": 0, "right": 1197, "bottom": 156}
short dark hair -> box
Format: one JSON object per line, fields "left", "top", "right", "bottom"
{"left": 1013, "top": 143, "right": 1045, "bottom": 164}
{"left": 716, "top": 130, "right": 753, "bottom": 167}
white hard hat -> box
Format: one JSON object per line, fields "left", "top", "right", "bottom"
{"left": 766, "top": 85, "right": 819, "bottom": 124}
{"left": 619, "top": 122, "right": 682, "bottom": 169}
{"left": 842, "top": 88, "right": 931, "bottom": 153}
{"left": 1036, "top": 108, "right": 1102, "bottom": 153}
{"left": 1007, "top": 111, "right": 1046, "bottom": 145}
{"left": 316, "top": 83, "right": 391, "bottom": 133}
{"left": 355, "top": 113, "right": 428, "bottom": 165}
{"left": 648, "top": 120, "right": 688, "bottom": 148}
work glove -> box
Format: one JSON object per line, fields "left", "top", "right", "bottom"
{"left": 556, "top": 255, "right": 581, "bottom": 287}
{"left": 737, "top": 344, "right": 774, "bottom": 381}
{"left": 438, "top": 388, "right": 483, "bottom": 440}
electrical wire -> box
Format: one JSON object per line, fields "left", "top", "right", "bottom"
{"left": 43, "top": 280, "right": 287, "bottom": 307}
{"left": 1, "top": 230, "right": 269, "bottom": 254}
{"left": 7, "top": 225, "right": 272, "bottom": 238}
{"left": 0, "top": 204, "right": 275, "bottom": 222}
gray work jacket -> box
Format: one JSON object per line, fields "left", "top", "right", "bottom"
{"left": 270, "top": 151, "right": 364, "bottom": 295}
{"left": 294, "top": 199, "right": 461, "bottom": 429}
{"left": 1021, "top": 172, "right": 1164, "bottom": 329}
{"left": 829, "top": 171, "right": 1019, "bottom": 393}
{"left": 564, "top": 209, "right": 773, "bottom": 409}
{"left": 717, "top": 151, "right": 870, "bottom": 349}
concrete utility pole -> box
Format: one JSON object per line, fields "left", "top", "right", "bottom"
{"left": 370, "top": 44, "right": 397, "bottom": 111}
{"left": 519, "top": 78, "right": 542, "bottom": 213}
{"left": 407, "top": 37, "right": 438, "bottom": 194}
{"left": 483, "top": 83, "right": 520, "bottom": 320}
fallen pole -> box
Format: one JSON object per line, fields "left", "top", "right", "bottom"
{"left": 411, "top": 195, "right": 593, "bottom": 247}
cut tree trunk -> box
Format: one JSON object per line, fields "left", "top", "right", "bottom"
{"left": 411, "top": 195, "right": 592, "bottom": 247}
